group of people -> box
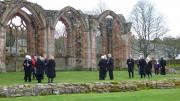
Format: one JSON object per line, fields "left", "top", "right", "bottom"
{"left": 98, "top": 54, "right": 114, "bottom": 80}
{"left": 23, "top": 53, "right": 167, "bottom": 83}
{"left": 127, "top": 55, "right": 166, "bottom": 79}
{"left": 23, "top": 54, "right": 56, "bottom": 83}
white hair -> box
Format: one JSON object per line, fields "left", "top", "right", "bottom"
{"left": 101, "top": 55, "right": 104, "bottom": 59}
{"left": 25, "top": 55, "right": 31, "bottom": 60}
{"left": 146, "top": 57, "right": 150, "bottom": 62}
{"left": 108, "top": 54, "right": 112, "bottom": 58}
{"left": 104, "top": 55, "right": 107, "bottom": 59}
{"left": 129, "top": 55, "right": 132, "bottom": 59}
{"left": 140, "top": 55, "right": 144, "bottom": 59}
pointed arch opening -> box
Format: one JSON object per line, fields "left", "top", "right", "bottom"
{"left": 97, "top": 10, "right": 125, "bottom": 69}
{"left": 1, "top": 3, "right": 46, "bottom": 71}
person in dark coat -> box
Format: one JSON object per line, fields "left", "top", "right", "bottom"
{"left": 154, "top": 59, "right": 160, "bottom": 75}
{"left": 98, "top": 55, "right": 107, "bottom": 80}
{"left": 35, "top": 56, "right": 45, "bottom": 83}
{"left": 31, "top": 55, "right": 36, "bottom": 80}
{"left": 46, "top": 55, "right": 56, "bottom": 83}
{"left": 127, "top": 55, "right": 134, "bottom": 78}
{"left": 23, "top": 55, "right": 32, "bottom": 82}
{"left": 44, "top": 54, "right": 49, "bottom": 76}
{"left": 139, "top": 55, "right": 147, "bottom": 78}
{"left": 146, "top": 57, "right": 152, "bottom": 78}
{"left": 160, "top": 57, "right": 166, "bottom": 75}
{"left": 107, "top": 54, "right": 114, "bottom": 80}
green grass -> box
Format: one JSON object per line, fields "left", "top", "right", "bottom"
{"left": 1, "top": 88, "right": 180, "bottom": 101}
{"left": 0, "top": 71, "right": 179, "bottom": 86}
{"left": 0, "top": 71, "right": 180, "bottom": 101}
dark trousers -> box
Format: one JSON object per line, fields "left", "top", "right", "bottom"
{"left": 146, "top": 72, "right": 152, "bottom": 78}
{"left": 155, "top": 68, "right": 159, "bottom": 75}
{"left": 161, "top": 67, "right": 166, "bottom": 75}
{"left": 24, "top": 72, "right": 31, "bottom": 82}
{"left": 140, "top": 73, "right": 146, "bottom": 78}
{"left": 36, "top": 74, "right": 43, "bottom": 83}
{"left": 32, "top": 68, "right": 36, "bottom": 80}
{"left": 48, "top": 78, "right": 54, "bottom": 83}
{"left": 128, "top": 71, "right": 134, "bottom": 78}
{"left": 108, "top": 69, "right": 114, "bottom": 80}
{"left": 99, "top": 70, "right": 106, "bottom": 80}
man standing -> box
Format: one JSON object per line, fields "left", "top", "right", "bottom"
{"left": 107, "top": 54, "right": 114, "bottom": 80}
{"left": 160, "top": 57, "right": 166, "bottom": 75}
{"left": 139, "top": 55, "right": 147, "bottom": 78}
{"left": 127, "top": 55, "right": 134, "bottom": 78}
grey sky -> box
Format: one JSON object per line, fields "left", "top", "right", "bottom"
{"left": 27, "top": 0, "right": 180, "bottom": 37}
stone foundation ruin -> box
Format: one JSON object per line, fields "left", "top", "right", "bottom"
{"left": 0, "top": 78, "right": 180, "bottom": 97}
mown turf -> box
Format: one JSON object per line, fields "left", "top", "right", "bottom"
{"left": 0, "top": 71, "right": 179, "bottom": 85}
{"left": 0, "top": 88, "right": 180, "bottom": 101}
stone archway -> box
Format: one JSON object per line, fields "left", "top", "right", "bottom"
{"left": 52, "top": 6, "right": 87, "bottom": 70}
{"left": 97, "top": 10, "right": 126, "bottom": 68}
{"left": 0, "top": 1, "right": 47, "bottom": 72}
{"left": 0, "top": 0, "right": 131, "bottom": 72}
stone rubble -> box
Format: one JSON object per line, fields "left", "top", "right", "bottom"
{"left": 0, "top": 78, "right": 180, "bottom": 97}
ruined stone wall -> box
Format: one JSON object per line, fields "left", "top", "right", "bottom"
{"left": 0, "top": 78, "right": 180, "bottom": 97}
{"left": 0, "top": 0, "right": 132, "bottom": 71}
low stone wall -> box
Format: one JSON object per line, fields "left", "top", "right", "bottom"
{"left": 0, "top": 78, "right": 180, "bottom": 97}
{"left": 166, "top": 68, "right": 180, "bottom": 74}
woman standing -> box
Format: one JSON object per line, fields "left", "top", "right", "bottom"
{"left": 23, "top": 55, "right": 32, "bottom": 82}
{"left": 35, "top": 56, "right": 45, "bottom": 83}
{"left": 146, "top": 57, "right": 152, "bottom": 78}
{"left": 46, "top": 55, "right": 56, "bottom": 83}
{"left": 154, "top": 59, "right": 160, "bottom": 75}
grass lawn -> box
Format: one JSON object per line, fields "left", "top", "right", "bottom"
{"left": 0, "top": 71, "right": 180, "bottom": 101}
{"left": 1, "top": 88, "right": 180, "bottom": 101}
{"left": 0, "top": 71, "right": 179, "bottom": 85}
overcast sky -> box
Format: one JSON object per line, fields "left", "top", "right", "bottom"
{"left": 26, "top": 0, "right": 180, "bottom": 37}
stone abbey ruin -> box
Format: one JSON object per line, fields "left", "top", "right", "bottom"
{"left": 0, "top": 0, "right": 132, "bottom": 72}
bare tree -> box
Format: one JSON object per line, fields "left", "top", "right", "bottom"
{"left": 130, "top": 0, "right": 168, "bottom": 58}
{"left": 54, "top": 26, "right": 67, "bottom": 57}
{"left": 97, "top": 0, "right": 108, "bottom": 14}
{"left": 83, "top": 0, "right": 108, "bottom": 15}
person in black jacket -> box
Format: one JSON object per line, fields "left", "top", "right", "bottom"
{"left": 35, "top": 56, "right": 45, "bottom": 83}
{"left": 107, "top": 54, "right": 114, "bottom": 80}
{"left": 160, "top": 57, "right": 166, "bottom": 75}
{"left": 23, "top": 55, "right": 32, "bottom": 82}
{"left": 139, "top": 55, "right": 147, "bottom": 78}
{"left": 46, "top": 55, "right": 56, "bottom": 83}
{"left": 127, "top": 55, "right": 134, "bottom": 78}
{"left": 98, "top": 55, "right": 107, "bottom": 80}
{"left": 146, "top": 57, "right": 152, "bottom": 78}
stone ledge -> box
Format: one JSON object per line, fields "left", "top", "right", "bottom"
{"left": 0, "top": 78, "right": 180, "bottom": 97}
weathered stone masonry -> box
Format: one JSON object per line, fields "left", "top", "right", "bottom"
{"left": 0, "top": 78, "right": 180, "bottom": 97}
{"left": 0, "top": 0, "right": 132, "bottom": 72}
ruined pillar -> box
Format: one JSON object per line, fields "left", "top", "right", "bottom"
{"left": 37, "top": 28, "right": 46, "bottom": 56}
{"left": 0, "top": 27, "right": 6, "bottom": 72}
{"left": 88, "top": 16, "right": 97, "bottom": 70}
{"left": 48, "top": 26, "right": 55, "bottom": 56}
